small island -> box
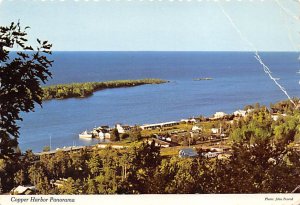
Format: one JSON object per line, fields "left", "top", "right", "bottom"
{"left": 193, "top": 77, "right": 213, "bottom": 81}
{"left": 42, "top": 78, "right": 168, "bottom": 100}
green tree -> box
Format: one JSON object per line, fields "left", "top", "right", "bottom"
{"left": 209, "top": 141, "right": 300, "bottom": 193}
{"left": 273, "top": 115, "right": 299, "bottom": 147}
{"left": 87, "top": 151, "right": 102, "bottom": 177}
{"left": 14, "top": 169, "right": 25, "bottom": 185}
{"left": 43, "top": 146, "right": 50, "bottom": 152}
{"left": 0, "top": 22, "right": 52, "bottom": 157}
{"left": 154, "top": 157, "right": 207, "bottom": 194}
{"left": 120, "top": 133, "right": 129, "bottom": 140}
{"left": 93, "top": 147, "right": 121, "bottom": 194}
{"left": 110, "top": 128, "right": 120, "bottom": 141}
{"left": 58, "top": 177, "right": 82, "bottom": 195}
{"left": 28, "top": 162, "right": 52, "bottom": 194}
{"left": 69, "top": 149, "right": 89, "bottom": 179}
{"left": 85, "top": 178, "right": 98, "bottom": 194}
{"left": 129, "top": 126, "right": 142, "bottom": 142}
{"left": 0, "top": 158, "right": 16, "bottom": 192}
{"left": 0, "top": 22, "right": 52, "bottom": 192}
{"left": 230, "top": 108, "right": 272, "bottom": 144}
{"left": 119, "top": 141, "right": 161, "bottom": 194}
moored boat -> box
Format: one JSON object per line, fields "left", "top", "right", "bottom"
{"left": 79, "top": 130, "right": 93, "bottom": 138}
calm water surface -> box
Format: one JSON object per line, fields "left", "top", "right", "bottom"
{"left": 18, "top": 52, "right": 300, "bottom": 152}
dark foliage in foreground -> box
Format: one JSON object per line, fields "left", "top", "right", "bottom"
{"left": 0, "top": 22, "right": 52, "bottom": 192}
{"left": 9, "top": 138, "right": 300, "bottom": 194}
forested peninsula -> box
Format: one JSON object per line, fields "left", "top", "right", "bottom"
{"left": 42, "top": 78, "right": 168, "bottom": 100}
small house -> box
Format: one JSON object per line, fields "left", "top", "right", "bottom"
{"left": 98, "top": 131, "right": 105, "bottom": 139}
{"left": 148, "top": 138, "right": 171, "bottom": 148}
{"left": 181, "top": 118, "right": 197, "bottom": 124}
{"left": 233, "top": 110, "right": 247, "bottom": 117}
{"left": 178, "top": 148, "right": 198, "bottom": 158}
{"left": 165, "top": 137, "right": 172, "bottom": 142}
{"left": 271, "top": 113, "right": 287, "bottom": 121}
{"left": 11, "top": 185, "right": 36, "bottom": 195}
{"left": 104, "top": 133, "right": 111, "bottom": 139}
{"left": 213, "top": 112, "right": 227, "bottom": 119}
{"left": 211, "top": 128, "right": 219, "bottom": 134}
{"left": 201, "top": 152, "right": 221, "bottom": 158}
{"left": 192, "top": 125, "right": 202, "bottom": 132}
{"left": 116, "top": 124, "right": 125, "bottom": 134}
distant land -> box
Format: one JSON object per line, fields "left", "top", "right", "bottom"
{"left": 193, "top": 77, "right": 213, "bottom": 81}
{"left": 42, "top": 78, "right": 168, "bottom": 100}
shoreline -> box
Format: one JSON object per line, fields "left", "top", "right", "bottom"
{"left": 30, "top": 99, "right": 292, "bottom": 154}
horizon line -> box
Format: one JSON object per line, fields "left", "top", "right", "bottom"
{"left": 12, "top": 50, "right": 300, "bottom": 53}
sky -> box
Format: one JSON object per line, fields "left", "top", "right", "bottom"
{"left": 0, "top": 0, "right": 300, "bottom": 51}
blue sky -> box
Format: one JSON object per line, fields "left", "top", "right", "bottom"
{"left": 0, "top": 0, "right": 300, "bottom": 51}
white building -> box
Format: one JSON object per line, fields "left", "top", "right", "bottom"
{"left": 181, "top": 118, "right": 197, "bottom": 123}
{"left": 140, "top": 121, "right": 179, "bottom": 130}
{"left": 201, "top": 152, "right": 220, "bottom": 158}
{"left": 271, "top": 113, "right": 287, "bottom": 121}
{"left": 271, "top": 115, "right": 279, "bottom": 121}
{"left": 11, "top": 185, "right": 36, "bottom": 195}
{"left": 98, "top": 131, "right": 105, "bottom": 139}
{"left": 213, "top": 112, "right": 227, "bottom": 119}
{"left": 104, "top": 133, "right": 111, "bottom": 139}
{"left": 233, "top": 110, "right": 247, "bottom": 117}
{"left": 192, "top": 125, "right": 202, "bottom": 132}
{"left": 211, "top": 128, "right": 219, "bottom": 134}
{"left": 166, "top": 137, "right": 172, "bottom": 142}
{"left": 247, "top": 108, "right": 254, "bottom": 113}
{"left": 116, "top": 124, "right": 125, "bottom": 134}
{"left": 147, "top": 138, "right": 171, "bottom": 148}
{"left": 179, "top": 148, "right": 198, "bottom": 158}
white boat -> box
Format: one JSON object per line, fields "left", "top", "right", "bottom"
{"left": 79, "top": 130, "right": 93, "bottom": 138}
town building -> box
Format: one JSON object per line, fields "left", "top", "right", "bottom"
{"left": 140, "top": 121, "right": 180, "bottom": 130}
{"left": 10, "top": 185, "right": 36, "bottom": 195}
{"left": 147, "top": 138, "right": 171, "bottom": 148}
{"left": 211, "top": 128, "right": 220, "bottom": 134}
{"left": 178, "top": 148, "right": 198, "bottom": 158}
{"left": 233, "top": 110, "right": 247, "bottom": 117}
{"left": 271, "top": 113, "right": 287, "bottom": 121}
{"left": 115, "top": 124, "right": 131, "bottom": 134}
{"left": 192, "top": 125, "right": 202, "bottom": 132}
{"left": 181, "top": 118, "right": 197, "bottom": 124}
{"left": 213, "top": 112, "right": 227, "bottom": 119}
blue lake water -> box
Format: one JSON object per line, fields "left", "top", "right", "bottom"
{"left": 18, "top": 51, "right": 300, "bottom": 152}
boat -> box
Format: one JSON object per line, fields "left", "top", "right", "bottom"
{"left": 193, "top": 77, "right": 213, "bottom": 81}
{"left": 79, "top": 130, "right": 93, "bottom": 138}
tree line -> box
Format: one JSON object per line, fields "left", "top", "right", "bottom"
{"left": 42, "top": 79, "right": 167, "bottom": 100}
